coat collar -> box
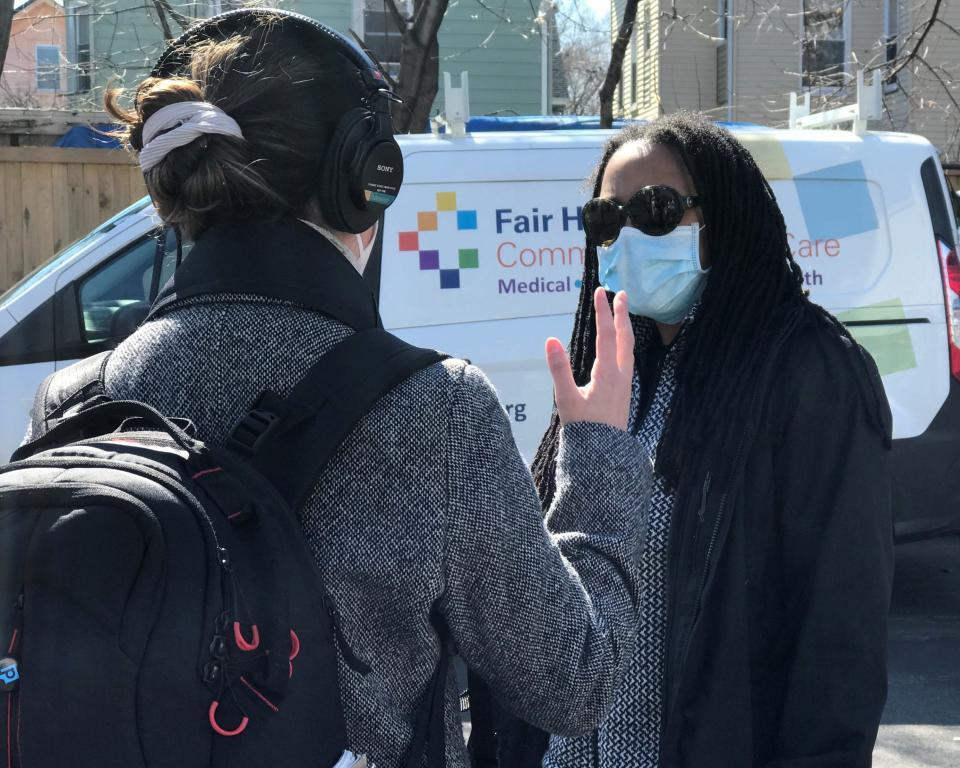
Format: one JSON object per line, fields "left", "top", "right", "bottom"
{"left": 149, "top": 218, "right": 381, "bottom": 331}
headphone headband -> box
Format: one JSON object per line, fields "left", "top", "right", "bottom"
{"left": 151, "top": 8, "right": 391, "bottom": 98}
{"left": 148, "top": 7, "right": 404, "bottom": 235}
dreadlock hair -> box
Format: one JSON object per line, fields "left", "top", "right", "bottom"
{"left": 532, "top": 111, "right": 881, "bottom": 506}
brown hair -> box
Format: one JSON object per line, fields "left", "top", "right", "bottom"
{"left": 106, "top": 14, "right": 361, "bottom": 237}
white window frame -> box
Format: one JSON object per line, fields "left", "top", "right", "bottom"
{"left": 354, "top": 0, "right": 407, "bottom": 80}
{"left": 799, "top": 0, "right": 851, "bottom": 95}
{"left": 644, "top": 4, "right": 651, "bottom": 50}
{"left": 715, "top": 0, "right": 733, "bottom": 117}
{"left": 65, "top": 2, "right": 93, "bottom": 95}
{"left": 35, "top": 44, "right": 62, "bottom": 92}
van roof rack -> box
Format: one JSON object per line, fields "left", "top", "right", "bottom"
{"left": 431, "top": 72, "right": 471, "bottom": 137}
{"left": 788, "top": 70, "right": 882, "bottom": 134}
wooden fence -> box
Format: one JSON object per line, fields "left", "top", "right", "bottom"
{"left": 0, "top": 147, "right": 146, "bottom": 294}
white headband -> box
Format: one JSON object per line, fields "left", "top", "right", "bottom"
{"left": 139, "top": 101, "right": 244, "bottom": 172}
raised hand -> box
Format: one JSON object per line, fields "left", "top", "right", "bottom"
{"left": 545, "top": 289, "right": 635, "bottom": 431}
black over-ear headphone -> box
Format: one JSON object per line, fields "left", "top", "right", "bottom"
{"left": 152, "top": 8, "right": 404, "bottom": 234}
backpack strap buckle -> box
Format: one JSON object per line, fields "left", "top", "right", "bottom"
{"left": 228, "top": 408, "right": 281, "bottom": 454}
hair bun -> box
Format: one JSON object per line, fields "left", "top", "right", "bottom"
{"left": 104, "top": 26, "right": 361, "bottom": 238}
{"left": 107, "top": 76, "right": 205, "bottom": 152}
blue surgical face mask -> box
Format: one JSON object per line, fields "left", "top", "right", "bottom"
{"left": 597, "top": 224, "right": 708, "bottom": 325}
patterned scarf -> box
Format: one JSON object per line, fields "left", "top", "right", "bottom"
{"left": 543, "top": 309, "right": 695, "bottom": 768}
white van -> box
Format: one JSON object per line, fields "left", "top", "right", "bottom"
{"left": 1, "top": 127, "right": 958, "bottom": 539}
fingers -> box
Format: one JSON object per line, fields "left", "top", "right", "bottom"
{"left": 613, "top": 291, "right": 634, "bottom": 373}
{"left": 545, "top": 337, "right": 578, "bottom": 423}
{"left": 593, "top": 287, "right": 616, "bottom": 368}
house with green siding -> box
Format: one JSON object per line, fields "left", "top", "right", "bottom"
{"left": 60, "top": 0, "right": 549, "bottom": 122}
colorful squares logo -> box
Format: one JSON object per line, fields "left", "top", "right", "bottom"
{"left": 436, "top": 192, "right": 457, "bottom": 211}
{"left": 458, "top": 248, "right": 479, "bottom": 269}
{"left": 398, "top": 191, "right": 479, "bottom": 290}
{"left": 457, "top": 210, "right": 477, "bottom": 230}
{"left": 419, "top": 250, "right": 440, "bottom": 270}
{"left": 440, "top": 269, "right": 460, "bottom": 289}
{"left": 417, "top": 211, "right": 438, "bottom": 231}
{"left": 398, "top": 231, "right": 419, "bottom": 251}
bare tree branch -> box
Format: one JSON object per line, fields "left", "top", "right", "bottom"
{"left": 383, "top": 0, "right": 410, "bottom": 35}
{"left": 389, "top": 0, "right": 451, "bottom": 132}
{"left": 934, "top": 16, "right": 960, "bottom": 40}
{"left": 151, "top": 0, "right": 175, "bottom": 41}
{"left": 413, "top": 0, "right": 445, "bottom": 44}
{"left": 599, "top": 0, "right": 639, "bottom": 127}
{"left": 159, "top": 0, "right": 190, "bottom": 31}
{"left": 555, "top": 0, "right": 609, "bottom": 115}
{"left": 889, "top": 0, "right": 943, "bottom": 80}
{"left": 915, "top": 55, "right": 960, "bottom": 116}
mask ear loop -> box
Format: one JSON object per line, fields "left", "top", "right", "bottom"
{"left": 693, "top": 223, "right": 710, "bottom": 273}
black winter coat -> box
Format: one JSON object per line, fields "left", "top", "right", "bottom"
{"left": 484, "top": 319, "right": 895, "bottom": 768}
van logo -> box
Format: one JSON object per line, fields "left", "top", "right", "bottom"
{"left": 377, "top": 165, "right": 394, "bottom": 173}
{"left": 398, "top": 191, "right": 479, "bottom": 290}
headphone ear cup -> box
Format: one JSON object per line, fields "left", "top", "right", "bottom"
{"left": 318, "top": 109, "right": 364, "bottom": 233}
{"left": 319, "top": 108, "right": 404, "bottom": 234}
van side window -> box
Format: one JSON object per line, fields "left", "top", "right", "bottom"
{"left": 942, "top": 168, "right": 960, "bottom": 230}
{"left": 78, "top": 235, "right": 159, "bottom": 344}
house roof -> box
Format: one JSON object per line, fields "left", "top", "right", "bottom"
{"left": 14, "top": 0, "right": 63, "bottom": 14}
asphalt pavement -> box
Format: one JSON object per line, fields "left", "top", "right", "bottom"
{"left": 873, "top": 534, "right": 960, "bottom": 768}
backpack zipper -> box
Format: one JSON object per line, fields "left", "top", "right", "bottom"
{"left": 4, "top": 605, "right": 21, "bottom": 768}
{"left": 21, "top": 448, "right": 367, "bottom": 680}
{"left": 5, "top": 688, "right": 19, "bottom": 768}
{"left": 4, "top": 456, "right": 226, "bottom": 559}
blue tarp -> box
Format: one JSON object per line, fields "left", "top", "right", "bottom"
{"left": 462, "top": 115, "right": 635, "bottom": 132}
{"left": 444, "top": 115, "right": 769, "bottom": 133}
{"left": 52, "top": 116, "right": 770, "bottom": 147}
{"left": 54, "top": 124, "right": 123, "bottom": 149}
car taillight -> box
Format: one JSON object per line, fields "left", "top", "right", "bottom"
{"left": 937, "top": 239, "right": 960, "bottom": 381}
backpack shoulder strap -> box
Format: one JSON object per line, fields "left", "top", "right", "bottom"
{"left": 34, "top": 351, "right": 113, "bottom": 437}
{"left": 228, "top": 328, "right": 447, "bottom": 510}
{"left": 405, "top": 612, "right": 450, "bottom": 768}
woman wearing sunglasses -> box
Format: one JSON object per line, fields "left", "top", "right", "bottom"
{"left": 482, "top": 113, "right": 894, "bottom": 768}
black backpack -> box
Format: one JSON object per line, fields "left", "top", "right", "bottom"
{"left": 0, "top": 327, "right": 449, "bottom": 768}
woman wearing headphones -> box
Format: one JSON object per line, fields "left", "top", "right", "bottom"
{"left": 41, "top": 9, "right": 648, "bottom": 768}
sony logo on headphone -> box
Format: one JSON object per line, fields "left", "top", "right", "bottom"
{"left": 377, "top": 164, "right": 394, "bottom": 173}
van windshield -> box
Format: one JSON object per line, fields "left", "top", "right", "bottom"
{"left": 0, "top": 196, "right": 154, "bottom": 311}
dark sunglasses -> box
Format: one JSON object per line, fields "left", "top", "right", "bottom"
{"left": 582, "top": 185, "right": 700, "bottom": 245}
